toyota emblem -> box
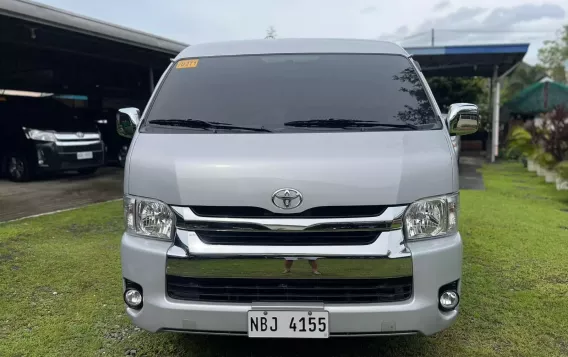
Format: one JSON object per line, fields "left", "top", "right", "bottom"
{"left": 271, "top": 188, "right": 303, "bottom": 210}
{"left": 76, "top": 132, "right": 84, "bottom": 138}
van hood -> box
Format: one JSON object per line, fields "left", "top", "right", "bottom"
{"left": 127, "top": 131, "right": 456, "bottom": 209}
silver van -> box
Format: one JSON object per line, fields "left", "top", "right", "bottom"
{"left": 117, "top": 39, "right": 478, "bottom": 338}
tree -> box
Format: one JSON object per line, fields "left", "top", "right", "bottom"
{"left": 498, "top": 62, "right": 548, "bottom": 109}
{"left": 504, "top": 62, "right": 547, "bottom": 96}
{"left": 541, "top": 105, "right": 568, "bottom": 162}
{"left": 427, "top": 76, "right": 489, "bottom": 133}
{"left": 265, "top": 26, "right": 277, "bottom": 39}
{"left": 537, "top": 25, "right": 568, "bottom": 82}
{"left": 427, "top": 77, "right": 485, "bottom": 113}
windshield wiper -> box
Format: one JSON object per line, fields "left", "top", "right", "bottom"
{"left": 284, "top": 118, "right": 419, "bottom": 130}
{"left": 148, "top": 119, "right": 271, "bottom": 133}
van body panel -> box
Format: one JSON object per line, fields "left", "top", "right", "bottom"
{"left": 127, "top": 130, "right": 452, "bottom": 208}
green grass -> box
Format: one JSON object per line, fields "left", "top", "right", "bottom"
{"left": 1, "top": 162, "right": 567, "bottom": 357}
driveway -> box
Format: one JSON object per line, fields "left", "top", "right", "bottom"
{"left": 459, "top": 155, "right": 485, "bottom": 190}
{"left": 0, "top": 167, "right": 123, "bottom": 222}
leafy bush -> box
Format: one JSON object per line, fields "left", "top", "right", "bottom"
{"left": 555, "top": 161, "right": 568, "bottom": 179}
{"left": 505, "top": 147, "right": 523, "bottom": 160}
{"left": 536, "top": 151, "right": 557, "bottom": 169}
{"left": 506, "top": 127, "right": 537, "bottom": 159}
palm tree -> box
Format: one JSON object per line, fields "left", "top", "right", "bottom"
{"left": 506, "top": 63, "right": 547, "bottom": 94}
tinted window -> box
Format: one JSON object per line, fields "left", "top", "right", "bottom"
{"left": 0, "top": 97, "right": 96, "bottom": 131}
{"left": 144, "top": 54, "right": 441, "bottom": 133}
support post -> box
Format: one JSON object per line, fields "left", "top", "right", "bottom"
{"left": 431, "top": 28, "right": 435, "bottom": 46}
{"left": 149, "top": 67, "right": 155, "bottom": 94}
{"left": 487, "top": 77, "right": 493, "bottom": 153}
{"left": 491, "top": 66, "right": 500, "bottom": 163}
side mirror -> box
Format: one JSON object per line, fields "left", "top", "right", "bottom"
{"left": 116, "top": 107, "right": 140, "bottom": 139}
{"left": 447, "top": 103, "right": 479, "bottom": 136}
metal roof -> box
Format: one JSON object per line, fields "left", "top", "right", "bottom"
{"left": 176, "top": 38, "right": 409, "bottom": 59}
{"left": 0, "top": 0, "right": 187, "bottom": 55}
{"left": 406, "top": 43, "right": 529, "bottom": 77}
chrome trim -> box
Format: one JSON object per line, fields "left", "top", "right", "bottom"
{"left": 171, "top": 206, "right": 406, "bottom": 232}
{"left": 170, "top": 229, "right": 408, "bottom": 258}
{"left": 55, "top": 140, "right": 102, "bottom": 146}
{"left": 166, "top": 255, "right": 413, "bottom": 279}
{"left": 54, "top": 133, "right": 100, "bottom": 140}
{"left": 447, "top": 103, "right": 479, "bottom": 136}
{"left": 60, "top": 151, "right": 103, "bottom": 155}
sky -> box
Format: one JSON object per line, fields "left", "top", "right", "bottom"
{"left": 35, "top": 0, "right": 568, "bottom": 65}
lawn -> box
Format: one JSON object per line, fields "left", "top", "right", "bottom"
{"left": 1, "top": 162, "right": 567, "bottom": 357}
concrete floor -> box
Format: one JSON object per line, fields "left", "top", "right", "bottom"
{"left": 458, "top": 155, "right": 486, "bottom": 190}
{"left": 0, "top": 167, "right": 123, "bottom": 222}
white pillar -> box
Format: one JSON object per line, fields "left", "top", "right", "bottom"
{"left": 491, "top": 66, "right": 500, "bottom": 162}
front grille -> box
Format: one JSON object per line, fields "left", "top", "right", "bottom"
{"left": 190, "top": 205, "right": 387, "bottom": 218}
{"left": 195, "top": 230, "right": 381, "bottom": 245}
{"left": 59, "top": 152, "right": 104, "bottom": 169}
{"left": 57, "top": 143, "right": 102, "bottom": 153}
{"left": 166, "top": 276, "right": 413, "bottom": 303}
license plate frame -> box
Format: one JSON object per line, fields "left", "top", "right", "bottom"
{"left": 77, "top": 151, "right": 93, "bottom": 160}
{"left": 247, "top": 310, "right": 329, "bottom": 338}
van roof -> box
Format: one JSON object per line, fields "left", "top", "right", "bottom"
{"left": 175, "top": 38, "right": 409, "bottom": 60}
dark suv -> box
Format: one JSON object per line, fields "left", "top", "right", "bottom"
{"left": 0, "top": 96, "right": 104, "bottom": 181}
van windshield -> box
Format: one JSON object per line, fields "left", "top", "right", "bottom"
{"left": 143, "top": 54, "right": 442, "bottom": 133}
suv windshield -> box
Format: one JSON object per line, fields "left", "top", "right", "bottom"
{"left": 143, "top": 54, "right": 442, "bottom": 133}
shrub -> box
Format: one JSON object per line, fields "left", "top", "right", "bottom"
{"left": 555, "top": 161, "right": 568, "bottom": 179}
{"left": 536, "top": 151, "right": 557, "bottom": 169}
{"left": 506, "top": 127, "right": 537, "bottom": 159}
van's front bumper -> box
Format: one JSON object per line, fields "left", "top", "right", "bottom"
{"left": 121, "top": 230, "right": 462, "bottom": 336}
{"left": 34, "top": 141, "right": 104, "bottom": 172}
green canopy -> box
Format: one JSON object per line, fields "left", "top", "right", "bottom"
{"left": 506, "top": 81, "right": 568, "bottom": 115}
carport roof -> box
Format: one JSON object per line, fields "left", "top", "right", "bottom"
{"left": 0, "top": 0, "right": 187, "bottom": 55}
{"left": 406, "top": 43, "right": 529, "bottom": 77}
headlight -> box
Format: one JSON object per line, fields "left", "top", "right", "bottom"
{"left": 23, "top": 128, "right": 56, "bottom": 142}
{"left": 124, "top": 195, "right": 175, "bottom": 240}
{"left": 403, "top": 193, "right": 459, "bottom": 240}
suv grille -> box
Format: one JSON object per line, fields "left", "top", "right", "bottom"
{"left": 195, "top": 230, "right": 381, "bottom": 245}
{"left": 58, "top": 143, "right": 102, "bottom": 153}
{"left": 166, "top": 276, "right": 413, "bottom": 303}
{"left": 190, "top": 205, "right": 387, "bottom": 218}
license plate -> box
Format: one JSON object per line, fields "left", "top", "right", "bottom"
{"left": 77, "top": 151, "right": 93, "bottom": 160}
{"left": 248, "top": 310, "right": 329, "bottom": 338}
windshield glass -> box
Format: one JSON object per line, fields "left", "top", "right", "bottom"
{"left": 143, "top": 54, "right": 441, "bottom": 133}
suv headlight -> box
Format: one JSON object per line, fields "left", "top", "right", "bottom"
{"left": 124, "top": 195, "right": 175, "bottom": 240}
{"left": 403, "top": 193, "right": 459, "bottom": 240}
{"left": 23, "top": 127, "right": 56, "bottom": 142}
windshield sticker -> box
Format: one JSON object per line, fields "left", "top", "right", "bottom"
{"left": 176, "top": 59, "right": 199, "bottom": 69}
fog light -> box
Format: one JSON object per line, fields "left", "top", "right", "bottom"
{"left": 37, "top": 149, "right": 46, "bottom": 166}
{"left": 439, "top": 290, "right": 459, "bottom": 310}
{"left": 124, "top": 289, "right": 142, "bottom": 308}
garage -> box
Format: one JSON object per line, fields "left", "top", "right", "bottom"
{"left": 0, "top": 0, "right": 185, "bottom": 181}
{"left": 0, "top": 0, "right": 185, "bottom": 220}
